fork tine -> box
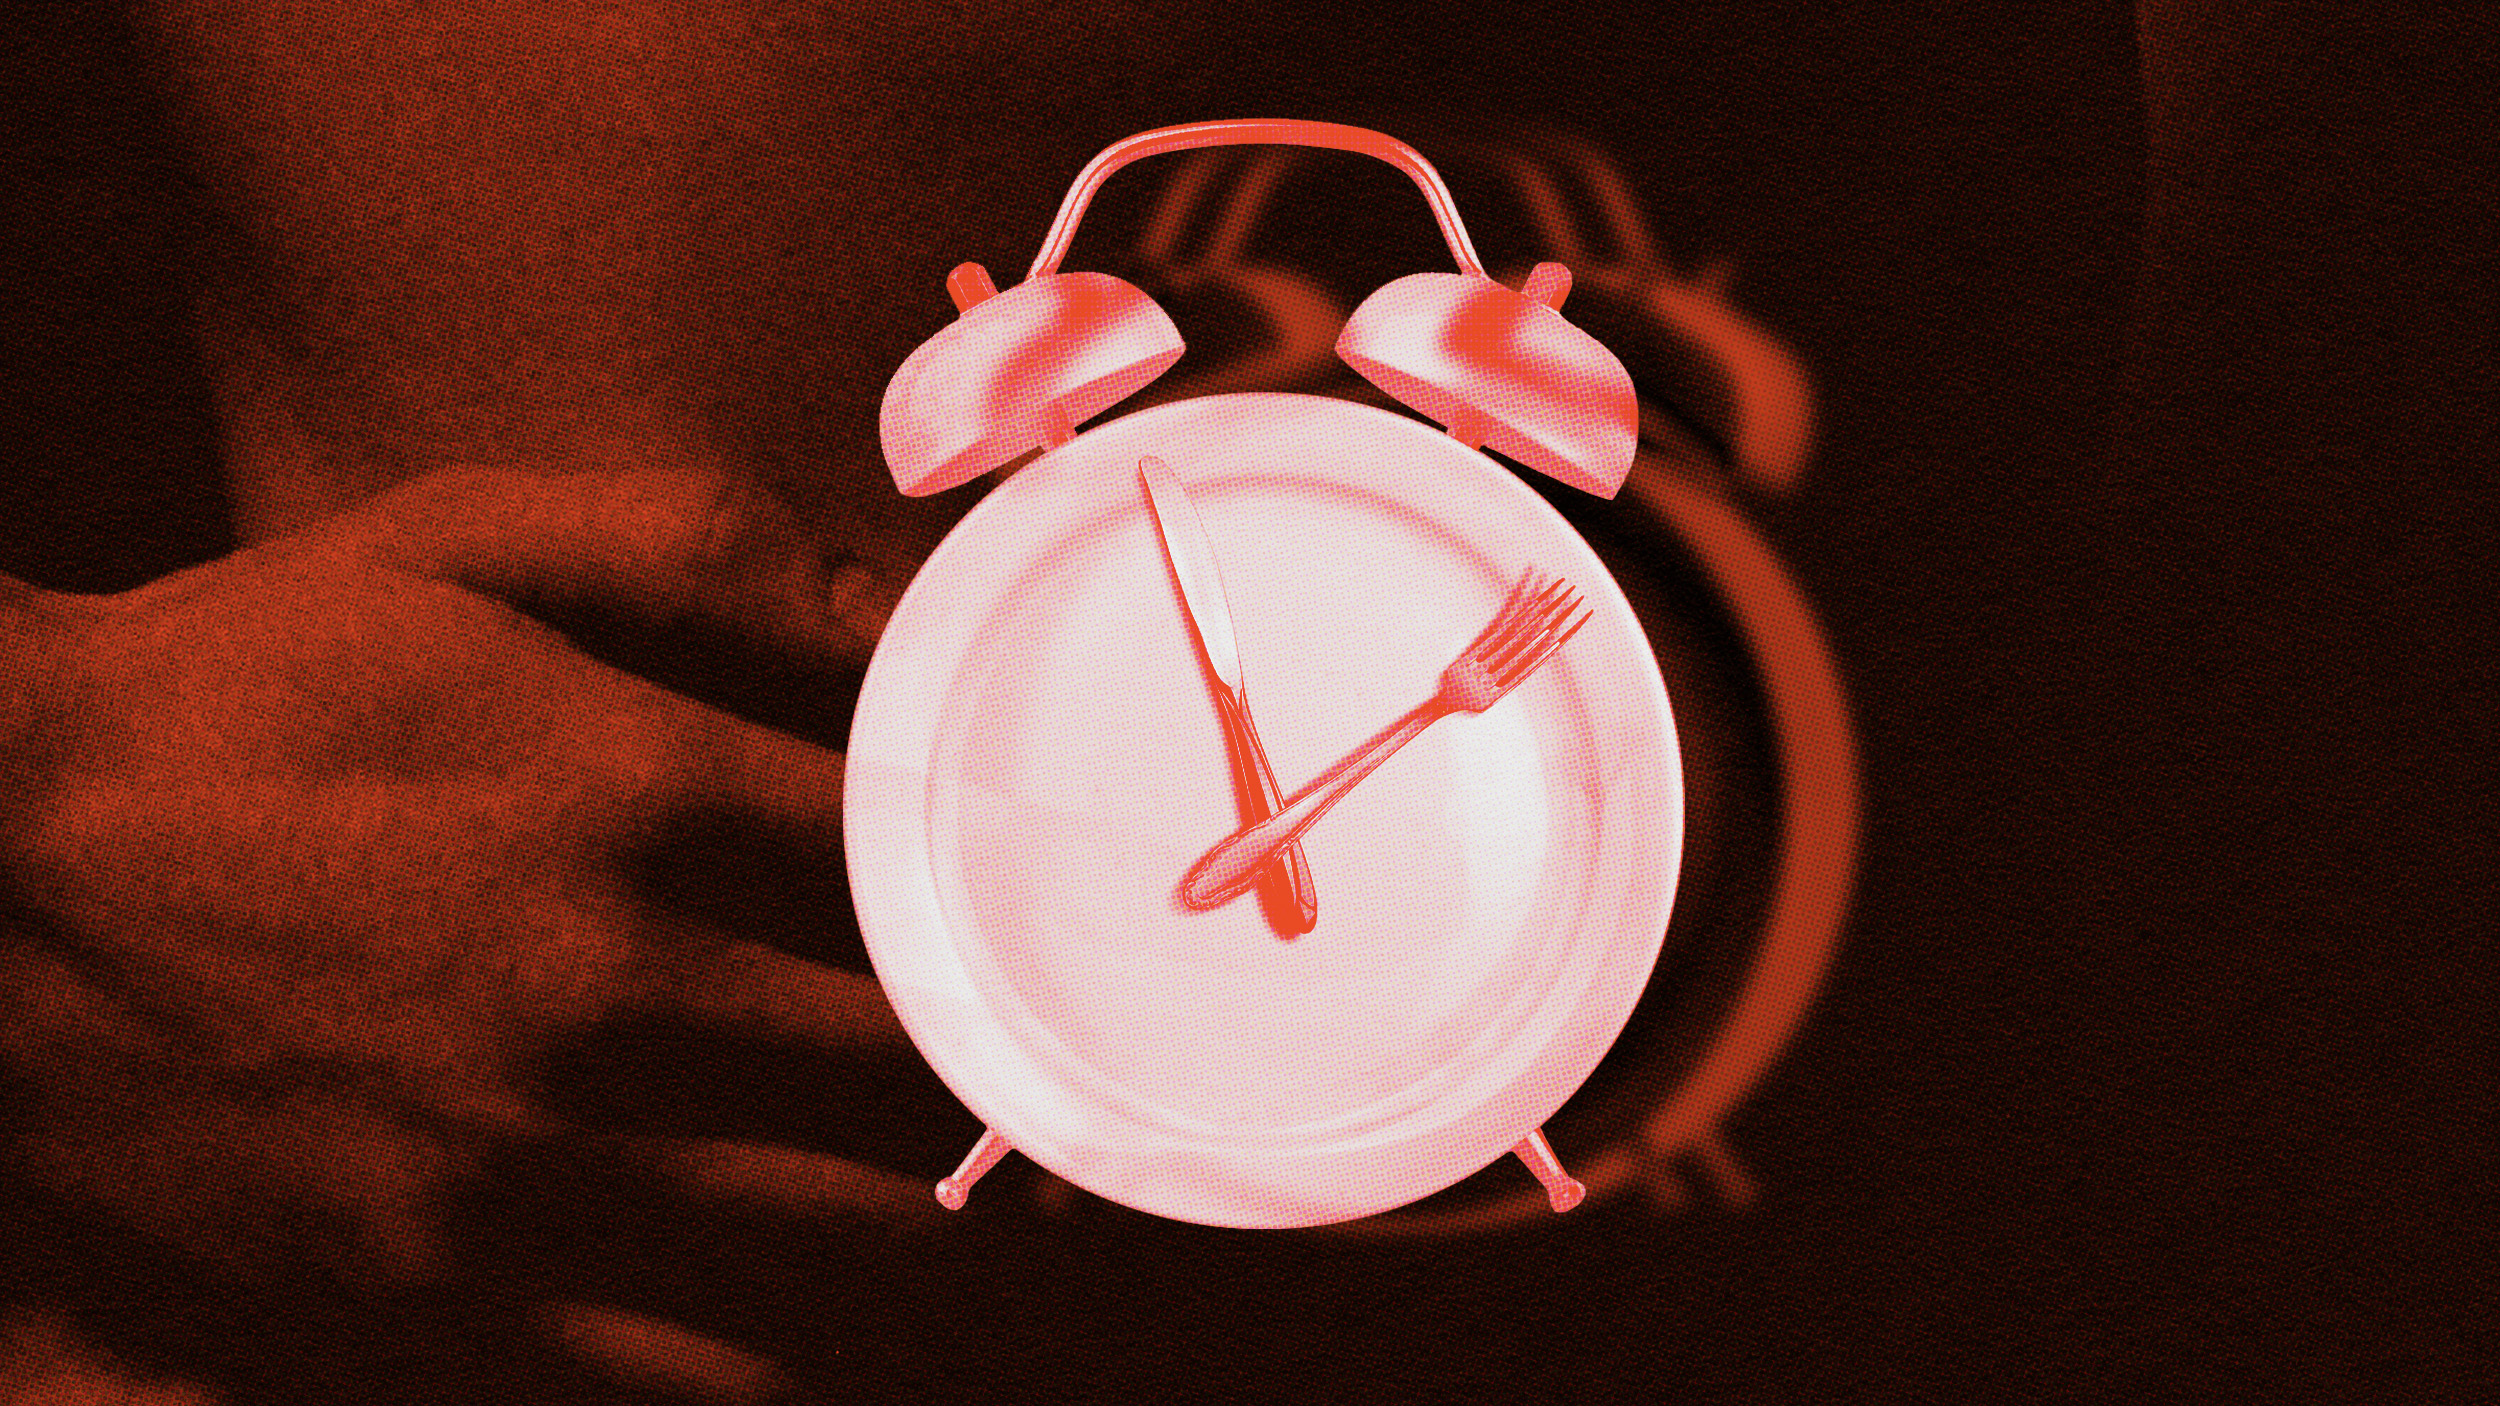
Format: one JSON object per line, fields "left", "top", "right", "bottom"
{"left": 1482, "top": 611, "right": 1550, "bottom": 676}
{"left": 1490, "top": 596, "right": 1589, "bottom": 686}
{"left": 1486, "top": 582, "right": 1580, "bottom": 672}
{"left": 1533, "top": 581, "right": 1579, "bottom": 632}
{"left": 1519, "top": 581, "right": 1573, "bottom": 638}
{"left": 1489, "top": 574, "right": 1567, "bottom": 639}
{"left": 1466, "top": 570, "right": 1543, "bottom": 653}
{"left": 1473, "top": 574, "right": 1552, "bottom": 662}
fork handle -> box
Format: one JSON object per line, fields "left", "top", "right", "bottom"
{"left": 1182, "top": 697, "right": 1447, "bottom": 910}
{"left": 1212, "top": 684, "right": 1319, "bottom": 933}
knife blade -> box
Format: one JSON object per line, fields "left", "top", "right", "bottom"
{"left": 1138, "top": 455, "right": 1318, "bottom": 934}
{"left": 1139, "top": 455, "right": 1245, "bottom": 695}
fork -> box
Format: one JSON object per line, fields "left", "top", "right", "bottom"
{"left": 1180, "top": 570, "right": 1589, "bottom": 911}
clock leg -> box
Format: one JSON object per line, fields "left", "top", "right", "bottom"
{"left": 1512, "top": 1127, "right": 1587, "bottom": 1212}
{"left": 935, "top": 1126, "right": 1014, "bottom": 1211}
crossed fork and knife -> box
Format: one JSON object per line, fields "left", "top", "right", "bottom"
{"left": 1139, "top": 456, "right": 1589, "bottom": 931}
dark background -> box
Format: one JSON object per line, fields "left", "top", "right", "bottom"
{"left": 2, "top": 2, "right": 2487, "bottom": 1400}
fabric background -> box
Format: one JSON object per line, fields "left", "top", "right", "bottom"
{"left": 0, "top": 2, "right": 2485, "bottom": 1400}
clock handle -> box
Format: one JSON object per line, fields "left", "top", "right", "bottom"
{"left": 1027, "top": 120, "right": 1486, "bottom": 283}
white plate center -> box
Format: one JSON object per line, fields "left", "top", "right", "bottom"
{"left": 931, "top": 473, "right": 1588, "bottom": 1137}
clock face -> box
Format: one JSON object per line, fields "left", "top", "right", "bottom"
{"left": 845, "top": 393, "right": 1680, "bottom": 1226}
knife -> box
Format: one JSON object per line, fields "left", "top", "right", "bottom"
{"left": 1138, "top": 455, "right": 1318, "bottom": 934}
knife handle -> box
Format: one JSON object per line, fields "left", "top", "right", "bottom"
{"left": 1211, "top": 685, "right": 1318, "bottom": 934}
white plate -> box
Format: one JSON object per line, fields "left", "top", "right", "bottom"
{"left": 845, "top": 393, "right": 1680, "bottom": 1226}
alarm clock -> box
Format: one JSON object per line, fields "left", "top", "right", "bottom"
{"left": 844, "top": 120, "right": 1682, "bottom": 1228}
